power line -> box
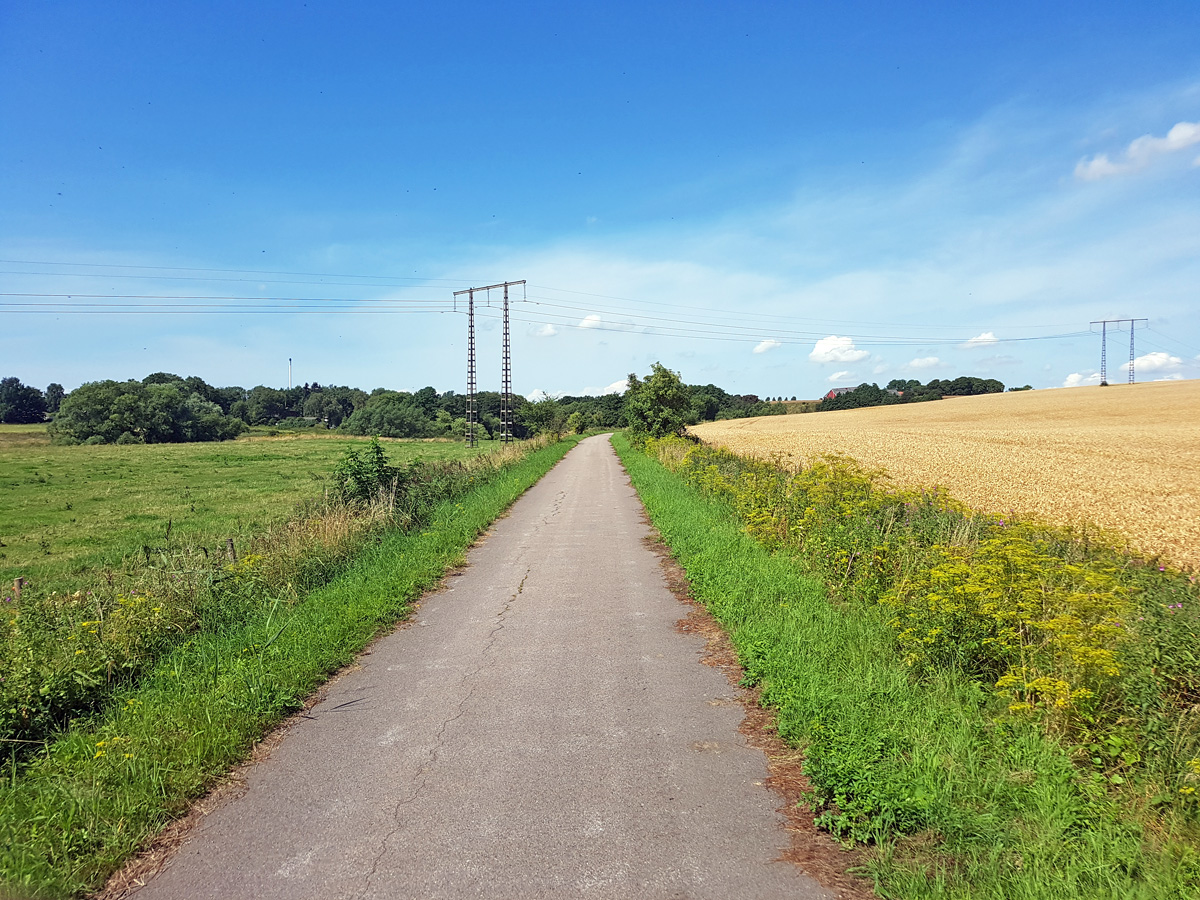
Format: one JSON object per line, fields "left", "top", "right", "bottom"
{"left": 0, "top": 308, "right": 458, "bottom": 315}
{"left": 466, "top": 306, "right": 1091, "bottom": 348}
{"left": 521, "top": 296, "right": 1090, "bottom": 345}
{"left": 1, "top": 287, "right": 1096, "bottom": 349}
{"left": 0, "top": 257, "right": 467, "bottom": 283}
{"left": 0, "top": 292, "right": 453, "bottom": 303}
{"left": 0, "top": 257, "right": 1090, "bottom": 334}
{"left": 0, "top": 269, "right": 1114, "bottom": 351}
{"left": 0, "top": 269, "right": 457, "bottom": 290}
{"left": 1145, "top": 327, "right": 1200, "bottom": 359}
{"left": 529, "top": 283, "right": 1082, "bottom": 331}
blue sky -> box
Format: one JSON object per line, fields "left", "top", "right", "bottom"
{"left": 3, "top": 1, "right": 1199, "bottom": 398}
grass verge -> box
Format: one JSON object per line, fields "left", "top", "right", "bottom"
{"left": 612, "top": 432, "right": 1199, "bottom": 900}
{"left": 0, "top": 426, "right": 484, "bottom": 597}
{"left": 0, "top": 435, "right": 582, "bottom": 899}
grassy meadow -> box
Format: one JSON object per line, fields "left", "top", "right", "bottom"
{"left": 0, "top": 424, "right": 482, "bottom": 598}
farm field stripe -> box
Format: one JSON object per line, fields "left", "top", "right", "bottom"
{"left": 0, "top": 435, "right": 582, "bottom": 900}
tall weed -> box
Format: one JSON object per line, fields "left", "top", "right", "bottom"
{"left": 642, "top": 436, "right": 1200, "bottom": 824}
{"left": 1, "top": 437, "right": 553, "bottom": 750}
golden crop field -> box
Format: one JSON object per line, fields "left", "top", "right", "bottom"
{"left": 691, "top": 379, "right": 1200, "bottom": 571}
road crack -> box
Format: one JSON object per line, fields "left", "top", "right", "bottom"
{"left": 358, "top": 566, "right": 532, "bottom": 898}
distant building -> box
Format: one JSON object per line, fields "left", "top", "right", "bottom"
{"left": 823, "top": 386, "right": 856, "bottom": 400}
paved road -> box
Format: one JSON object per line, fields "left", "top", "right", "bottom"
{"left": 136, "top": 435, "right": 831, "bottom": 900}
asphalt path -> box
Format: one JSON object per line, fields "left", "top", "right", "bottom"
{"left": 134, "top": 434, "right": 831, "bottom": 900}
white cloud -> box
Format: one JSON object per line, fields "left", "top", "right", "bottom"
{"left": 1075, "top": 120, "right": 1200, "bottom": 180}
{"left": 872, "top": 363, "right": 889, "bottom": 375}
{"left": 828, "top": 370, "right": 852, "bottom": 383}
{"left": 1121, "top": 350, "right": 1183, "bottom": 373}
{"left": 753, "top": 339, "right": 782, "bottom": 354}
{"left": 908, "top": 356, "right": 941, "bottom": 369}
{"left": 573, "top": 313, "right": 643, "bottom": 333}
{"left": 963, "top": 331, "right": 998, "bottom": 348}
{"left": 578, "top": 378, "right": 630, "bottom": 395}
{"left": 1074, "top": 154, "right": 1127, "bottom": 181}
{"left": 809, "top": 335, "right": 869, "bottom": 364}
{"left": 1062, "top": 371, "right": 1103, "bottom": 387}
{"left": 532, "top": 323, "right": 558, "bottom": 337}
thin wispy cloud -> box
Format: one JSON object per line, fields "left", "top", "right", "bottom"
{"left": 1075, "top": 121, "right": 1200, "bottom": 180}
{"left": 828, "top": 370, "right": 853, "bottom": 383}
{"left": 578, "top": 315, "right": 602, "bottom": 329}
{"left": 533, "top": 323, "right": 558, "bottom": 337}
{"left": 753, "top": 339, "right": 782, "bottom": 354}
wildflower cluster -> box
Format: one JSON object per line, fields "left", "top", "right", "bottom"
{"left": 645, "top": 437, "right": 1200, "bottom": 761}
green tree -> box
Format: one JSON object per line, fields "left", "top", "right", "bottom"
{"left": 49, "top": 379, "right": 244, "bottom": 444}
{"left": 518, "top": 398, "right": 567, "bottom": 436}
{"left": 45, "top": 383, "right": 65, "bottom": 415}
{"left": 624, "top": 363, "right": 690, "bottom": 439}
{"left": 341, "top": 392, "right": 435, "bottom": 438}
{"left": 244, "top": 386, "right": 291, "bottom": 424}
{"left": 0, "top": 377, "right": 47, "bottom": 423}
{"left": 0, "top": 379, "right": 46, "bottom": 424}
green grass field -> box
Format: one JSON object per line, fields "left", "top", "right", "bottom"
{"left": 0, "top": 425, "right": 482, "bottom": 597}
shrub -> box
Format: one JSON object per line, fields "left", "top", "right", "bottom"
{"left": 624, "top": 363, "right": 691, "bottom": 441}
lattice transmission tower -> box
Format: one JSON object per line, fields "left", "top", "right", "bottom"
{"left": 454, "top": 281, "right": 526, "bottom": 446}
{"left": 1090, "top": 318, "right": 1147, "bottom": 386}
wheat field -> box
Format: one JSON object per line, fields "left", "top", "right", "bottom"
{"left": 691, "top": 379, "right": 1200, "bottom": 571}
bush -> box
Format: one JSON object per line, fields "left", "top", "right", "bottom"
{"left": 331, "top": 438, "right": 400, "bottom": 504}
{"left": 49, "top": 380, "right": 245, "bottom": 444}
{"left": 624, "top": 362, "right": 691, "bottom": 440}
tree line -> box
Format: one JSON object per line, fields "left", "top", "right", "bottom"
{"left": 817, "top": 376, "right": 1015, "bottom": 412}
{"left": 0, "top": 368, "right": 787, "bottom": 445}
